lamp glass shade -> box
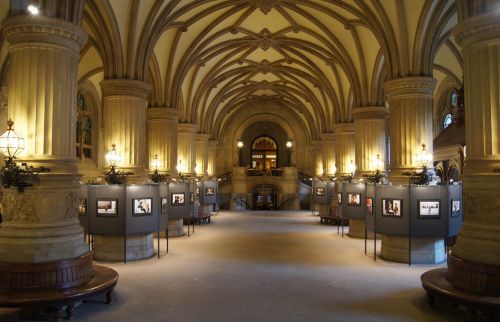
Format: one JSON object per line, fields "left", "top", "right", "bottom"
{"left": 286, "top": 140, "right": 292, "bottom": 148}
{"left": 347, "top": 161, "right": 356, "bottom": 174}
{"left": 237, "top": 140, "right": 244, "bottom": 149}
{"left": 105, "top": 144, "right": 121, "bottom": 167}
{"left": 151, "top": 155, "right": 162, "bottom": 170}
{"left": 416, "top": 144, "right": 432, "bottom": 166}
{"left": 0, "top": 119, "right": 25, "bottom": 158}
{"left": 176, "top": 160, "right": 186, "bottom": 173}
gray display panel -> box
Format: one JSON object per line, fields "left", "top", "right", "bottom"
{"left": 87, "top": 185, "right": 126, "bottom": 235}
{"left": 168, "top": 182, "right": 191, "bottom": 219}
{"left": 365, "top": 184, "right": 376, "bottom": 231}
{"left": 448, "top": 184, "right": 462, "bottom": 236}
{"left": 312, "top": 181, "right": 333, "bottom": 205}
{"left": 125, "top": 185, "right": 159, "bottom": 235}
{"left": 375, "top": 185, "right": 409, "bottom": 236}
{"left": 410, "top": 185, "right": 448, "bottom": 238}
{"left": 200, "top": 181, "right": 217, "bottom": 205}
{"left": 159, "top": 183, "right": 169, "bottom": 231}
{"left": 342, "top": 183, "right": 365, "bottom": 219}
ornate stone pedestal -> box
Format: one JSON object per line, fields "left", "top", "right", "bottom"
{"left": 92, "top": 234, "right": 154, "bottom": 262}
{"left": 381, "top": 235, "right": 445, "bottom": 264}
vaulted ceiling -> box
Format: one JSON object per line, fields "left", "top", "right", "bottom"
{"left": 1, "top": 1, "right": 463, "bottom": 142}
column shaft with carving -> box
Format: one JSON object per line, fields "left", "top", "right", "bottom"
{"left": 447, "top": 4, "right": 500, "bottom": 295}
{"left": 353, "top": 107, "right": 388, "bottom": 176}
{"left": 0, "top": 15, "right": 88, "bottom": 262}
{"left": 311, "top": 140, "right": 323, "bottom": 176}
{"left": 333, "top": 123, "right": 355, "bottom": 176}
{"left": 195, "top": 134, "right": 210, "bottom": 177}
{"left": 101, "top": 79, "right": 151, "bottom": 182}
{"left": 384, "top": 77, "right": 436, "bottom": 183}
{"left": 207, "top": 140, "right": 218, "bottom": 177}
{"left": 147, "top": 107, "right": 177, "bottom": 175}
{"left": 177, "top": 123, "right": 198, "bottom": 176}
{"left": 321, "top": 134, "right": 336, "bottom": 177}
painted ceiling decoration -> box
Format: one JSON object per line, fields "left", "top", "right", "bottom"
{"left": 4, "top": 0, "right": 461, "bottom": 142}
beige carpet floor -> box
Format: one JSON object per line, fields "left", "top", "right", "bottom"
{"left": 54, "top": 211, "right": 466, "bottom": 322}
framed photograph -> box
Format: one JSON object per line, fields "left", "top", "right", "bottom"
{"left": 196, "top": 187, "right": 200, "bottom": 195}
{"left": 347, "top": 193, "right": 361, "bottom": 206}
{"left": 366, "top": 197, "right": 373, "bottom": 215}
{"left": 205, "top": 187, "right": 215, "bottom": 196}
{"left": 451, "top": 199, "right": 461, "bottom": 217}
{"left": 418, "top": 200, "right": 440, "bottom": 218}
{"left": 133, "top": 198, "right": 152, "bottom": 216}
{"left": 382, "top": 198, "right": 402, "bottom": 217}
{"left": 171, "top": 193, "right": 185, "bottom": 206}
{"left": 161, "top": 198, "right": 168, "bottom": 214}
{"left": 337, "top": 193, "right": 342, "bottom": 204}
{"left": 96, "top": 199, "right": 118, "bottom": 217}
{"left": 316, "top": 187, "right": 325, "bottom": 196}
{"left": 78, "top": 198, "right": 86, "bottom": 216}
{"left": 190, "top": 192, "right": 194, "bottom": 204}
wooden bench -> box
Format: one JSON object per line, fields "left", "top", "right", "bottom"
{"left": 183, "top": 213, "right": 212, "bottom": 225}
{"left": 320, "top": 216, "right": 340, "bottom": 225}
{"left": 0, "top": 308, "right": 20, "bottom": 322}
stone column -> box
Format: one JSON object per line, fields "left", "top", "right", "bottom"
{"left": 195, "top": 134, "right": 210, "bottom": 177}
{"left": 384, "top": 77, "right": 436, "bottom": 184}
{"left": 101, "top": 79, "right": 151, "bottom": 183}
{"left": 177, "top": 123, "right": 198, "bottom": 176}
{"left": 446, "top": 4, "right": 500, "bottom": 295}
{"left": 311, "top": 140, "right": 323, "bottom": 177}
{"left": 333, "top": 123, "right": 355, "bottom": 176}
{"left": 353, "top": 107, "right": 388, "bottom": 176}
{"left": 147, "top": 107, "right": 178, "bottom": 176}
{"left": 382, "top": 77, "right": 443, "bottom": 264}
{"left": 282, "top": 167, "right": 300, "bottom": 210}
{"left": 207, "top": 140, "right": 218, "bottom": 177}
{"left": 231, "top": 167, "right": 247, "bottom": 210}
{"left": 321, "top": 133, "right": 336, "bottom": 177}
{"left": 0, "top": 15, "right": 88, "bottom": 262}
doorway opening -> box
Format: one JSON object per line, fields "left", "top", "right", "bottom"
{"left": 251, "top": 136, "right": 277, "bottom": 172}
{"left": 252, "top": 184, "right": 278, "bottom": 210}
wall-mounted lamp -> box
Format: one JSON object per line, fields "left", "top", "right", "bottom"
{"left": 236, "top": 139, "right": 244, "bottom": 166}
{"left": 150, "top": 154, "right": 168, "bottom": 183}
{"left": 416, "top": 143, "right": 432, "bottom": 168}
{"left": 0, "top": 119, "right": 48, "bottom": 191}
{"left": 286, "top": 139, "right": 293, "bottom": 166}
{"left": 27, "top": 5, "right": 40, "bottom": 15}
{"left": 364, "top": 154, "right": 385, "bottom": 184}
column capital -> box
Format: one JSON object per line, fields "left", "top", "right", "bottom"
{"left": 196, "top": 133, "right": 211, "bottom": 141}
{"left": 311, "top": 140, "right": 323, "bottom": 148}
{"left": 454, "top": 10, "right": 500, "bottom": 48}
{"left": 333, "top": 122, "right": 354, "bottom": 134}
{"left": 2, "top": 15, "right": 87, "bottom": 52}
{"left": 147, "top": 107, "right": 178, "bottom": 121}
{"left": 100, "top": 79, "right": 152, "bottom": 99}
{"left": 383, "top": 77, "right": 436, "bottom": 99}
{"left": 207, "top": 140, "right": 218, "bottom": 148}
{"left": 352, "top": 106, "right": 388, "bottom": 120}
{"left": 177, "top": 123, "right": 199, "bottom": 133}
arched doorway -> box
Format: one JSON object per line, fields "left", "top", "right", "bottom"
{"left": 251, "top": 136, "right": 277, "bottom": 171}
{"left": 252, "top": 184, "right": 278, "bottom": 210}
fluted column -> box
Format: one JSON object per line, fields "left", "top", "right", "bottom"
{"left": 207, "top": 140, "right": 218, "bottom": 177}
{"left": 0, "top": 15, "right": 88, "bottom": 262}
{"left": 311, "top": 140, "right": 323, "bottom": 176}
{"left": 101, "top": 79, "right": 151, "bottom": 182}
{"left": 333, "top": 123, "right": 355, "bottom": 176}
{"left": 445, "top": 3, "right": 500, "bottom": 295}
{"left": 195, "top": 134, "right": 210, "bottom": 177}
{"left": 321, "top": 133, "right": 336, "bottom": 177}
{"left": 147, "top": 107, "right": 178, "bottom": 175}
{"left": 384, "top": 77, "right": 436, "bottom": 183}
{"left": 177, "top": 123, "right": 198, "bottom": 176}
{"left": 353, "top": 107, "right": 388, "bottom": 176}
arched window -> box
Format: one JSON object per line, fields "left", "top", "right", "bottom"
{"left": 251, "top": 136, "right": 277, "bottom": 171}
{"left": 443, "top": 113, "right": 452, "bottom": 129}
{"left": 76, "top": 92, "right": 93, "bottom": 159}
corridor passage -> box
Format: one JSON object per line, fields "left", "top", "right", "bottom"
{"left": 72, "top": 211, "right": 465, "bottom": 322}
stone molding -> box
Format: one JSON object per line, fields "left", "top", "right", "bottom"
{"left": 177, "top": 123, "right": 199, "bottom": 133}
{"left": 448, "top": 253, "right": 500, "bottom": 296}
{"left": 196, "top": 133, "right": 211, "bottom": 142}
{"left": 352, "top": 106, "right": 388, "bottom": 120}
{"left": 332, "top": 122, "right": 354, "bottom": 134}
{"left": 147, "top": 107, "right": 178, "bottom": 121}
{"left": 320, "top": 133, "right": 335, "bottom": 141}
{"left": 207, "top": 140, "right": 218, "bottom": 148}
{"left": 454, "top": 11, "right": 500, "bottom": 48}
{"left": 2, "top": 15, "right": 87, "bottom": 53}
{"left": 383, "top": 77, "right": 436, "bottom": 99}
{"left": 100, "top": 79, "right": 152, "bottom": 99}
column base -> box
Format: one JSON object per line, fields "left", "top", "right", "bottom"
{"left": 168, "top": 218, "right": 185, "bottom": 237}
{"left": 318, "top": 204, "right": 332, "bottom": 217}
{"left": 447, "top": 253, "right": 500, "bottom": 296}
{"left": 348, "top": 219, "right": 375, "bottom": 239}
{"left": 380, "top": 235, "right": 445, "bottom": 264}
{"left": 92, "top": 234, "right": 154, "bottom": 262}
